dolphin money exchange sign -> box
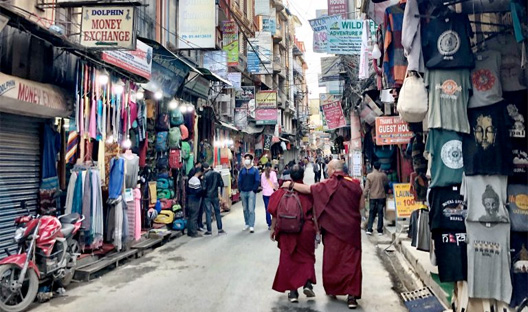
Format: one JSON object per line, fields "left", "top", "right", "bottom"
{"left": 81, "top": 6, "right": 136, "bottom": 49}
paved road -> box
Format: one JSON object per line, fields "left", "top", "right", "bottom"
{"left": 32, "top": 166, "right": 406, "bottom": 312}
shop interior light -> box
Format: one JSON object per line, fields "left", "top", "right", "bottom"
{"left": 122, "top": 138, "right": 132, "bottom": 149}
{"left": 228, "top": 139, "right": 234, "bottom": 146}
{"left": 98, "top": 73, "right": 109, "bottom": 85}
{"left": 179, "top": 105, "right": 187, "bottom": 113}
{"left": 113, "top": 84, "right": 124, "bottom": 94}
{"left": 187, "top": 105, "right": 194, "bottom": 112}
{"left": 136, "top": 89, "right": 144, "bottom": 100}
{"left": 169, "top": 99, "right": 179, "bottom": 110}
{"left": 106, "top": 135, "right": 114, "bottom": 144}
{"left": 154, "top": 91, "right": 163, "bottom": 100}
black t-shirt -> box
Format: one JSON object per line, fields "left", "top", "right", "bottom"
{"left": 463, "top": 101, "right": 513, "bottom": 176}
{"left": 510, "top": 231, "right": 528, "bottom": 308}
{"left": 433, "top": 230, "right": 468, "bottom": 283}
{"left": 422, "top": 12, "right": 474, "bottom": 69}
{"left": 428, "top": 185, "right": 466, "bottom": 231}
{"left": 504, "top": 90, "right": 528, "bottom": 184}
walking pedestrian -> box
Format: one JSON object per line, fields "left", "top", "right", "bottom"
{"left": 283, "top": 160, "right": 365, "bottom": 309}
{"left": 202, "top": 163, "right": 226, "bottom": 236}
{"left": 238, "top": 153, "right": 260, "bottom": 233}
{"left": 188, "top": 162, "right": 205, "bottom": 231}
{"left": 187, "top": 166, "right": 205, "bottom": 238}
{"left": 313, "top": 160, "right": 322, "bottom": 183}
{"left": 364, "top": 162, "right": 389, "bottom": 236}
{"left": 269, "top": 165, "right": 317, "bottom": 303}
{"left": 261, "top": 163, "right": 278, "bottom": 230}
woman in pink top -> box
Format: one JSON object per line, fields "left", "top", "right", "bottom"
{"left": 261, "top": 163, "right": 278, "bottom": 230}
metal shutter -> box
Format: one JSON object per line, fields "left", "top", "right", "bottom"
{"left": 0, "top": 113, "right": 42, "bottom": 256}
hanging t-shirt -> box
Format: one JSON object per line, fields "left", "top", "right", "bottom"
{"left": 461, "top": 175, "right": 509, "bottom": 224}
{"left": 510, "top": 231, "right": 528, "bottom": 308}
{"left": 463, "top": 101, "right": 513, "bottom": 176}
{"left": 426, "top": 69, "right": 472, "bottom": 134}
{"left": 468, "top": 50, "right": 503, "bottom": 108}
{"left": 433, "top": 231, "right": 467, "bottom": 283}
{"left": 505, "top": 90, "right": 528, "bottom": 184}
{"left": 486, "top": 34, "right": 526, "bottom": 92}
{"left": 507, "top": 184, "right": 528, "bottom": 232}
{"left": 465, "top": 221, "right": 512, "bottom": 303}
{"left": 425, "top": 129, "right": 464, "bottom": 187}
{"left": 421, "top": 12, "right": 474, "bottom": 69}
{"left": 428, "top": 185, "right": 466, "bottom": 231}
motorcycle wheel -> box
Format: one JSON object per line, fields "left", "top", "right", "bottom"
{"left": 0, "top": 264, "right": 39, "bottom": 312}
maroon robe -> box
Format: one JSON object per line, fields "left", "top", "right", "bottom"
{"left": 268, "top": 185, "right": 317, "bottom": 292}
{"left": 310, "top": 172, "right": 363, "bottom": 297}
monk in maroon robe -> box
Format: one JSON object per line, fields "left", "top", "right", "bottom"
{"left": 283, "top": 160, "right": 365, "bottom": 309}
{"left": 268, "top": 165, "right": 317, "bottom": 303}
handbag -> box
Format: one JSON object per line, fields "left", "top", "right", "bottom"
{"left": 397, "top": 71, "right": 428, "bottom": 123}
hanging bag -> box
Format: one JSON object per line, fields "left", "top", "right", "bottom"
{"left": 169, "top": 149, "right": 182, "bottom": 169}
{"left": 168, "top": 127, "right": 181, "bottom": 149}
{"left": 397, "top": 71, "right": 428, "bottom": 123}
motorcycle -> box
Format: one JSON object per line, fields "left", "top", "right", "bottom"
{"left": 0, "top": 202, "right": 84, "bottom": 312}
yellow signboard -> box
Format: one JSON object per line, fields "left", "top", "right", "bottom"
{"left": 393, "top": 183, "right": 423, "bottom": 218}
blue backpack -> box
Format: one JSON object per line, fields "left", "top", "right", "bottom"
{"left": 170, "top": 109, "right": 185, "bottom": 126}
{"left": 172, "top": 219, "right": 187, "bottom": 231}
{"left": 156, "top": 131, "right": 168, "bottom": 152}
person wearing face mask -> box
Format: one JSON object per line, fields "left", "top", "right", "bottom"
{"left": 238, "top": 153, "right": 261, "bottom": 233}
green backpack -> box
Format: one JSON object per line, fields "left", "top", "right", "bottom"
{"left": 168, "top": 127, "right": 181, "bottom": 149}
{"left": 181, "top": 141, "right": 191, "bottom": 160}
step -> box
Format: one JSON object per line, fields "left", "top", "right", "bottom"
{"left": 131, "top": 237, "right": 163, "bottom": 250}
{"left": 74, "top": 249, "right": 138, "bottom": 282}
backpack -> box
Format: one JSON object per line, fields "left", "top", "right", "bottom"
{"left": 157, "top": 178, "right": 174, "bottom": 190}
{"left": 154, "top": 210, "right": 175, "bottom": 224}
{"left": 276, "top": 185, "right": 304, "bottom": 234}
{"left": 156, "top": 132, "right": 168, "bottom": 152}
{"left": 168, "top": 127, "right": 181, "bottom": 149}
{"left": 170, "top": 109, "right": 184, "bottom": 126}
{"left": 181, "top": 141, "right": 191, "bottom": 160}
{"left": 172, "top": 219, "right": 187, "bottom": 231}
{"left": 169, "top": 149, "right": 182, "bottom": 169}
{"left": 160, "top": 199, "right": 174, "bottom": 210}
{"left": 156, "top": 113, "right": 170, "bottom": 131}
{"left": 157, "top": 189, "right": 175, "bottom": 199}
{"left": 180, "top": 125, "right": 189, "bottom": 140}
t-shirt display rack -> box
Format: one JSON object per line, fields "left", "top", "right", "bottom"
{"left": 364, "top": 0, "right": 528, "bottom": 310}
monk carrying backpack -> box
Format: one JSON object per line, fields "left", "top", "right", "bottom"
{"left": 276, "top": 183, "right": 304, "bottom": 233}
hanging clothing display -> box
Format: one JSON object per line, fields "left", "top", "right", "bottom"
{"left": 428, "top": 185, "right": 466, "bottom": 231}
{"left": 401, "top": 0, "right": 424, "bottom": 73}
{"left": 432, "top": 231, "right": 468, "bottom": 283}
{"left": 461, "top": 175, "right": 509, "bottom": 224}
{"left": 469, "top": 50, "right": 503, "bottom": 108}
{"left": 383, "top": 2, "right": 408, "bottom": 88}
{"left": 123, "top": 152, "right": 140, "bottom": 189}
{"left": 425, "top": 129, "right": 464, "bottom": 187}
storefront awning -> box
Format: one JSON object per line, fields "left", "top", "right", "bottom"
{"left": 139, "top": 37, "right": 201, "bottom": 75}
{"left": 197, "top": 68, "right": 232, "bottom": 86}
{"left": 242, "top": 124, "right": 264, "bottom": 134}
{"left": 218, "top": 121, "right": 238, "bottom": 131}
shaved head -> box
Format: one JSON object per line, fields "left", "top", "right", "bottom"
{"left": 328, "top": 159, "right": 343, "bottom": 177}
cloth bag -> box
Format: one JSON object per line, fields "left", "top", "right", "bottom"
{"left": 397, "top": 72, "right": 428, "bottom": 123}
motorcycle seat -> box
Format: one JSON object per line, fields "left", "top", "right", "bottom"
{"left": 60, "top": 213, "right": 80, "bottom": 224}
{"left": 60, "top": 224, "right": 75, "bottom": 237}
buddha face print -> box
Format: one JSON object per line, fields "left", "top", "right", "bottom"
{"left": 474, "top": 115, "right": 496, "bottom": 150}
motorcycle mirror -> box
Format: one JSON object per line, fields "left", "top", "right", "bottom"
{"left": 20, "top": 201, "right": 29, "bottom": 214}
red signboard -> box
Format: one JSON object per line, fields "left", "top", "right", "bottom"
{"left": 375, "top": 116, "right": 413, "bottom": 145}
{"left": 321, "top": 101, "right": 347, "bottom": 130}
{"left": 328, "top": 0, "right": 348, "bottom": 19}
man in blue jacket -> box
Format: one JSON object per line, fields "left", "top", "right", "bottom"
{"left": 238, "top": 153, "right": 260, "bottom": 233}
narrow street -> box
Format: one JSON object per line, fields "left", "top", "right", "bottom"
{"left": 32, "top": 167, "right": 405, "bottom": 312}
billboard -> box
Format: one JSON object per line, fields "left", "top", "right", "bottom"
{"left": 247, "top": 32, "right": 273, "bottom": 74}
{"left": 178, "top": 0, "right": 215, "bottom": 49}
{"left": 327, "top": 0, "right": 348, "bottom": 19}
{"left": 308, "top": 15, "right": 341, "bottom": 53}
{"left": 327, "top": 19, "right": 377, "bottom": 54}
{"left": 255, "top": 0, "right": 270, "bottom": 16}
{"left": 80, "top": 6, "right": 136, "bottom": 49}
{"left": 235, "top": 86, "right": 255, "bottom": 119}
{"left": 255, "top": 91, "right": 277, "bottom": 125}
{"left": 262, "top": 8, "right": 277, "bottom": 34}
{"left": 102, "top": 39, "right": 152, "bottom": 79}
{"left": 374, "top": 116, "right": 413, "bottom": 145}
{"left": 222, "top": 21, "right": 239, "bottom": 66}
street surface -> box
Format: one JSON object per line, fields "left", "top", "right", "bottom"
{"left": 32, "top": 167, "right": 406, "bottom": 312}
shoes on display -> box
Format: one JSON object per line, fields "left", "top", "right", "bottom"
{"left": 204, "top": 231, "right": 212, "bottom": 236}
{"left": 347, "top": 296, "right": 358, "bottom": 309}
{"left": 303, "top": 281, "right": 315, "bottom": 298}
{"left": 288, "top": 290, "right": 299, "bottom": 303}
{"left": 249, "top": 227, "right": 254, "bottom": 233}
{"left": 243, "top": 225, "right": 250, "bottom": 231}
{"left": 366, "top": 231, "right": 373, "bottom": 235}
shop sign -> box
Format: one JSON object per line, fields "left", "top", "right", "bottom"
{"left": 178, "top": 0, "right": 216, "bottom": 49}
{"left": 235, "top": 105, "right": 248, "bottom": 129}
{"left": 248, "top": 32, "right": 273, "bottom": 74}
{"left": 319, "top": 56, "right": 342, "bottom": 82}
{"left": 102, "top": 39, "right": 152, "bottom": 79}
{"left": 326, "top": 19, "right": 376, "bottom": 55}
{"left": 222, "top": 21, "right": 239, "bottom": 66}
{"left": 327, "top": 0, "right": 348, "bottom": 19}
{"left": 264, "top": 134, "right": 273, "bottom": 150}
{"left": 204, "top": 51, "right": 228, "bottom": 79}
{"left": 309, "top": 15, "right": 340, "bottom": 53}
{"left": 235, "top": 86, "right": 254, "bottom": 120}
{"left": 262, "top": 8, "right": 276, "bottom": 34}
{"left": 255, "top": 90, "right": 277, "bottom": 125}
{"left": 352, "top": 150, "right": 362, "bottom": 177}
{"left": 375, "top": 116, "right": 413, "bottom": 145}
{"left": 255, "top": 0, "right": 270, "bottom": 16}
{"left": 184, "top": 74, "right": 210, "bottom": 99}
{"left": 0, "top": 72, "right": 69, "bottom": 116}
{"left": 80, "top": 6, "right": 136, "bottom": 49}
{"left": 226, "top": 72, "right": 242, "bottom": 90}
{"left": 320, "top": 94, "right": 346, "bottom": 130}
{"left": 393, "top": 183, "right": 423, "bottom": 218}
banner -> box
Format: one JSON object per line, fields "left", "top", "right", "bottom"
{"left": 320, "top": 56, "right": 342, "bottom": 82}
{"left": 327, "top": 19, "right": 377, "bottom": 54}
{"left": 80, "top": 6, "right": 136, "bottom": 49}
{"left": 204, "top": 51, "right": 228, "bottom": 79}
{"left": 374, "top": 116, "right": 413, "bottom": 145}
{"left": 393, "top": 183, "right": 423, "bottom": 218}
{"left": 234, "top": 105, "right": 248, "bottom": 129}
{"left": 226, "top": 72, "right": 241, "bottom": 89}
{"left": 327, "top": 0, "right": 348, "bottom": 19}
{"left": 178, "top": 0, "right": 215, "bottom": 49}
{"left": 222, "top": 21, "right": 239, "bottom": 66}
{"left": 321, "top": 101, "right": 347, "bottom": 130}
{"left": 264, "top": 134, "right": 272, "bottom": 150}
{"left": 255, "top": 0, "right": 270, "bottom": 16}
{"left": 309, "top": 15, "right": 341, "bottom": 53}
{"left": 248, "top": 32, "right": 273, "bottom": 74}
{"left": 255, "top": 90, "right": 277, "bottom": 125}
{"left": 102, "top": 39, "right": 152, "bottom": 79}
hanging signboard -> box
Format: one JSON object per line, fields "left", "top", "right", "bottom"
{"left": 235, "top": 105, "right": 248, "bottom": 129}
{"left": 309, "top": 15, "right": 340, "bottom": 53}
{"left": 222, "top": 21, "right": 239, "bottom": 66}
{"left": 320, "top": 56, "right": 342, "bottom": 82}
{"left": 247, "top": 32, "right": 273, "bottom": 74}
{"left": 255, "top": 0, "right": 271, "bottom": 16}
{"left": 178, "top": 0, "right": 215, "bottom": 49}
{"left": 102, "top": 39, "right": 152, "bottom": 79}
{"left": 393, "top": 183, "right": 423, "bottom": 218}
{"left": 226, "top": 72, "right": 242, "bottom": 89}
{"left": 264, "top": 134, "right": 273, "bottom": 150}
{"left": 255, "top": 90, "right": 277, "bottom": 125}
{"left": 352, "top": 150, "right": 362, "bottom": 178}
{"left": 262, "top": 8, "right": 276, "bottom": 34}
{"left": 80, "top": 6, "right": 136, "bottom": 49}
{"left": 204, "top": 51, "right": 228, "bottom": 79}
{"left": 321, "top": 101, "right": 347, "bottom": 130}
{"left": 327, "top": 0, "right": 348, "bottom": 19}
{"left": 375, "top": 116, "right": 413, "bottom": 145}
{"left": 326, "top": 19, "right": 377, "bottom": 54}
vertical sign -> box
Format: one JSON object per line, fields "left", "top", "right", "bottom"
{"left": 203, "top": 51, "right": 228, "bottom": 79}
{"left": 248, "top": 32, "right": 273, "bottom": 74}
{"left": 222, "top": 21, "right": 239, "bottom": 66}
{"left": 262, "top": 8, "right": 276, "bottom": 34}
{"left": 178, "top": 0, "right": 215, "bottom": 49}
{"left": 320, "top": 93, "right": 346, "bottom": 130}
{"left": 255, "top": 91, "right": 277, "bottom": 125}
{"left": 327, "top": 0, "right": 348, "bottom": 19}
{"left": 255, "top": 0, "right": 270, "bottom": 16}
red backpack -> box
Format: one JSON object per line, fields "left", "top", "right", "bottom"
{"left": 169, "top": 149, "right": 182, "bottom": 169}
{"left": 276, "top": 185, "right": 304, "bottom": 233}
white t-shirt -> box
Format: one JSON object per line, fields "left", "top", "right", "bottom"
{"left": 469, "top": 50, "right": 503, "bottom": 108}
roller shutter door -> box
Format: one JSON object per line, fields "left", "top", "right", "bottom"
{"left": 0, "top": 113, "right": 42, "bottom": 257}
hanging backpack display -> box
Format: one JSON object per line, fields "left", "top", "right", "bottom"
{"left": 169, "top": 149, "right": 182, "bottom": 169}
{"left": 397, "top": 72, "right": 428, "bottom": 123}
{"left": 155, "top": 132, "right": 168, "bottom": 152}
{"left": 180, "top": 125, "right": 189, "bottom": 140}
{"left": 181, "top": 141, "right": 191, "bottom": 160}
{"left": 168, "top": 127, "right": 181, "bottom": 149}
{"left": 170, "top": 109, "right": 185, "bottom": 126}
{"left": 157, "top": 188, "right": 175, "bottom": 199}
{"left": 156, "top": 153, "right": 169, "bottom": 170}
{"left": 156, "top": 113, "right": 170, "bottom": 131}
{"left": 157, "top": 178, "right": 174, "bottom": 190}
{"left": 160, "top": 199, "right": 175, "bottom": 210}
{"left": 276, "top": 184, "right": 304, "bottom": 233}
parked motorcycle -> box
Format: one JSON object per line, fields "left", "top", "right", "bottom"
{"left": 0, "top": 202, "right": 84, "bottom": 312}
